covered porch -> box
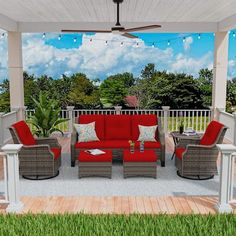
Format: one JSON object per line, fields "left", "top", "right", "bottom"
{"left": 0, "top": 0, "right": 236, "bottom": 215}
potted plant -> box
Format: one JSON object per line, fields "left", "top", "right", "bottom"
{"left": 28, "top": 92, "right": 69, "bottom": 137}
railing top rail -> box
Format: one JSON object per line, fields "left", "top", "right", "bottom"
{"left": 169, "top": 109, "right": 211, "bottom": 111}
{"left": 219, "top": 110, "right": 234, "bottom": 117}
{"left": 1, "top": 111, "right": 17, "bottom": 118}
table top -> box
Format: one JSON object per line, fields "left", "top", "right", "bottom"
{"left": 170, "top": 131, "right": 201, "bottom": 139}
{"left": 123, "top": 149, "right": 157, "bottom": 162}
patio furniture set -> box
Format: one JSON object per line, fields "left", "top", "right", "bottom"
{"left": 8, "top": 114, "right": 227, "bottom": 180}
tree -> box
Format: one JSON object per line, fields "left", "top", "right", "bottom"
{"left": 197, "top": 68, "right": 213, "bottom": 108}
{"left": 68, "top": 73, "right": 100, "bottom": 108}
{"left": 0, "top": 79, "right": 10, "bottom": 112}
{"left": 227, "top": 77, "right": 236, "bottom": 107}
{"left": 141, "top": 63, "right": 155, "bottom": 80}
{"left": 100, "top": 73, "right": 134, "bottom": 106}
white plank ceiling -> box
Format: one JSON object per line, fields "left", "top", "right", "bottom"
{"left": 0, "top": 0, "right": 235, "bottom": 23}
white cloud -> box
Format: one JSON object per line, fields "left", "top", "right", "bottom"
{"left": 171, "top": 52, "right": 213, "bottom": 76}
{"left": 183, "top": 36, "right": 193, "bottom": 51}
{"left": 0, "top": 32, "right": 234, "bottom": 82}
{"left": 228, "top": 59, "right": 236, "bottom": 79}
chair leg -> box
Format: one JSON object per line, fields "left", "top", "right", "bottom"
{"left": 71, "top": 161, "right": 75, "bottom": 167}
{"left": 177, "top": 171, "right": 214, "bottom": 180}
{"left": 22, "top": 171, "right": 59, "bottom": 180}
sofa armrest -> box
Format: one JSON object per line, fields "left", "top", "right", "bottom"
{"left": 36, "top": 137, "right": 61, "bottom": 148}
{"left": 70, "top": 127, "right": 77, "bottom": 167}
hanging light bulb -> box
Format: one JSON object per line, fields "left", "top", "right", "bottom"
{"left": 198, "top": 34, "right": 201, "bottom": 39}
{"left": 183, "top": 37, "right": 186, "bottom": 43}
{"left": 213, "top": 33, "right": 215, "bottom": 37}
{"left": 233, "top": 32, "right": 236, "bottom": 38}
{"left": 42, "top": 33, "right": 46, "bottom": 39}
{"left": 167, "top": 40, "right": 170, "bottom": 46}
{"left": 105, "top": 40, "right": 108, "bottom": 46}
{"left": 58, "top": 34, "right": 61, "bottom": 40}
{"left": 73, "top": 37, "right": 77, "bottom": 43}
{"left": 152, "top": 42, "right": 155, "bottom": 48}
{"left": 120, "top": 41, "right": 124, "bottom": 47}
{"left": 136, "top": 42, "right": 139, "bottom": 47}
{"left": 90, "top": 38, "right": 92, "bottom": 42}
{"left": 1, "top": 33, "right": 4, "bottom": 39}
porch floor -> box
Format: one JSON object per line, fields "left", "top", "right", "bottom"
{"left": 0, "top": 135, "right": 236, "bottom": 214}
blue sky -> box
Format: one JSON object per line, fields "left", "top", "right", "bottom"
{"left": 0, "top": 30, "right": 235, "bottom": 81}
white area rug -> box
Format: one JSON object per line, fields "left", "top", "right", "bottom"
{"left": 14, "top": 153, "right": 236, "bottom": 197}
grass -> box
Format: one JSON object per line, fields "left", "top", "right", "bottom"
{"left": 0, "top": 214, "right": 235, "bottom": 236}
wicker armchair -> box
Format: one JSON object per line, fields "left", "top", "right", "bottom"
{"left": 175, "top": 120, "right": 227, "bottom": 180}
{"left": 9, "top": 120, "right": 61, "bottom": 180}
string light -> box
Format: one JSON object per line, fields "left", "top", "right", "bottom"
{"left": 120, "top": 42, "right": 124, "bottom": 47}
{"left": 167, "top": 40, "right": 170, "bottom": 46}
{"left": 1, "top": 33, "right": 4, "bottom": 39}
{"left": 73, "top": 37, "right": 77, "bottom": 43}
{"left": 152, "top": 42, "right": 155, "bottom": 48}
{"left": 58, "top": 34, "right": 61, "bottom": 40}
{"left": 183, "top": 37, "right": 186, "bottom": 43}
{"left": 233, "top": 32, "right": 236, "bottom": 38}
{"left": 90, "top": 38, "right": 92, "bottom": 42}
{"left": 136, "top": 42, "right": 139, "bottom": 47}
{"left": 198, "top": 34, "right": 201, "bottom": 39}
{"left": 42, "top": 33, "right": 46, "bottom": 39}
{"left": 105, "top": 40, "right": 108, "bottom": 46}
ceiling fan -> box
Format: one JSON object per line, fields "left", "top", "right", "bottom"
{"left": 62, "top": 0, "right": 161, "bottom": 38}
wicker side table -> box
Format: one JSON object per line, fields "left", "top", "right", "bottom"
{"left": 170, "top": 131, "right": 200, "bottom": 160}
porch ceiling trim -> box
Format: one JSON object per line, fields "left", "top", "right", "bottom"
{"left": 218, "top": 13, "right": 236, "bottom": 31}
{"left": 0, "top": 13, "right": 17, "bottom": 31}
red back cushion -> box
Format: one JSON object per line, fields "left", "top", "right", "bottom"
{"left": 12, "top": 120, "right": 36, "bottom": 145}
{"left": 104, "top": 115, "right": 131, "bottom": 140}
{"left": 200, "top": 120, "right": 224, "bottom": 146}
{"left": 131, "top": 115, "right": 158, "bottom": 140}
{"left": 78, "top": 115, "right": 105, "bottom": 140}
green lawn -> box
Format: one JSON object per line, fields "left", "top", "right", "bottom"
{"left": 0, "top": 214, "right": 235, "bottom": 236}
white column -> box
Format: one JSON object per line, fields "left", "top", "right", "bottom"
{"left": 67, "top": 106, "right": 75, "bottom": 133}
{"left": 8, "top": 32, "right": 25, "bottom": 120}
{"left": 212, "top": 32, "right": 229, "bottom": 120}
{"left": 216, "top": 144, "right": 236, "bottom": 213}
{"left": 1, "top": 144, "right": 23, "bottom": 213}
{"left": 162, "top": 106, "right": 170, "bottom": 136}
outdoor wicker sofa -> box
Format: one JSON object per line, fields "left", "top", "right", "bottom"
{"left": 9, "top": 120, "right": 62, "bottom": 180}
{"left": 71, "top": 114, "right": 165, "bottom": 167}
{"left": 175, "top": 120, "right": 227, "bottom": 180}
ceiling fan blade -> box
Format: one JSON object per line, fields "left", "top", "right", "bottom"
{"left": 62, "top": 29, "right": 112, "bottom": 33}
{"left": 122, "top": 33, "right": 138, "bottom": 39}
{"left": 122, "top": 24, "right": 161, "bottom": 32}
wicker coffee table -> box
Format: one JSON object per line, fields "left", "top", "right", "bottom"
{"left": 78, "top": 150, "right": 112, "bottom": 178}
{"left": 123, "top": 150, "right": 157, "bottom": 178}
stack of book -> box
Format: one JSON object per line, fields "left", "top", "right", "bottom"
{"left": 183, "top": 128, "right": 197, "bottom": 136}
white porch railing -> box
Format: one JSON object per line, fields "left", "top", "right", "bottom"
{"left": 0, "top": 111, "right": 17, "bottom": 146}
{"left": 25, "top": 107, "right": 212, "bottom": 134}
{"left": 218, "top": 111, "right": 236, "bottom": 144}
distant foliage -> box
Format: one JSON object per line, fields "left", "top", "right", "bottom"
{"left": 0, "top": 64, "right": 235, "bottom": 111}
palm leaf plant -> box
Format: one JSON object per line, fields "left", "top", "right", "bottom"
{"left": 28, "top": 92, "right": 69, "bottom": 137}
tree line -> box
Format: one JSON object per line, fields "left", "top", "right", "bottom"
{"left": 0, "top": 63, "right": 235, "bottom": 112}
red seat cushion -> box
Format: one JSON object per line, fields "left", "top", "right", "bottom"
{"left": 78, "top": 115, "right": 105, "bottom": 140}
{"left": 123, "top": 150, "right": 157, "bottom": 162}
{"left": 75, "top": 140, "right": 161, "bottom": 149}
{"left": 200, "top": 121, "right": 224, "bottom": 146}
{"left": 104, "top": 115, "right": 131, "bottom": 140}
{"left": 175, "top": 147, "right": 186, "bottom": 160}
{"left": 51, "top": 148, "right": 61, "bottom": 160}
{"left": 79, "top": 150, "right": 112, "bottom": 162}
{"left": 12, "top": 120, "right": 36, "bottom": 145}
{"left": 131, "top": 115, "right": 158, "bottom": 140}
